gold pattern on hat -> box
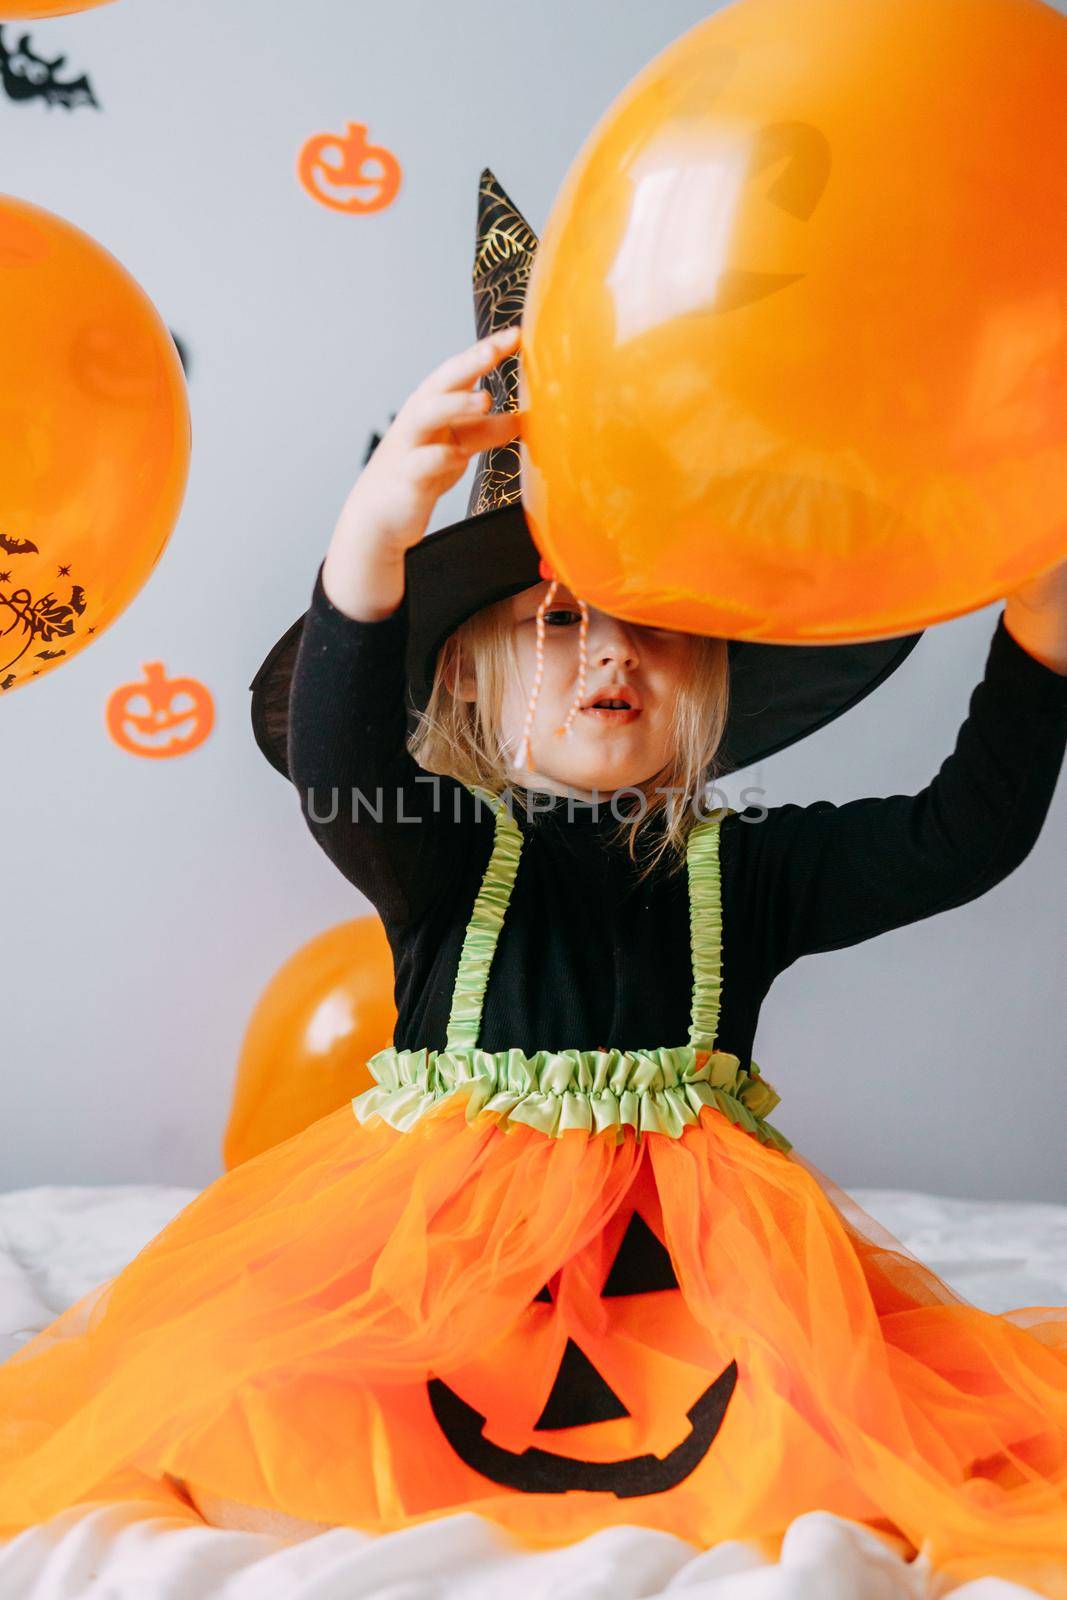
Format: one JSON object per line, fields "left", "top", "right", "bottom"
{"left": 467, "top": 169, "right": 540, "bottom": 519}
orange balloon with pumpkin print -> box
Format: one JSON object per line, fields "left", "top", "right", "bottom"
{"left": 105, "top": 663, "right": 213, "bottom": 758}
{"left": 222, "top": 918, "right": 397, "bottom": 1170}
{"left": 0, "top": 196, "right": 188, "bottom": 695}
{"left": 519, "top": 0, "right": 1067, "bottom": 645}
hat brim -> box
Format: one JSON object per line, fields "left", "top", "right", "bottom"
{"left": 250, "top": 503, "right": 923, "bottom": 782}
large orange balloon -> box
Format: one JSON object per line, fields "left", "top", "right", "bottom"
{"left": 0, "top": 3, "right": 115, "bottom": 17}
{"left": 222, "top": 918, "right": 397, "bottom": 1170}
{"left": 0, "top": 196, "right": 188, "bottom": 692}
{"left": 520, "top": 0, "right": 1067, "bottom": 645}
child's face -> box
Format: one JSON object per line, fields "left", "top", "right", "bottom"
{"left": 496, "top": 580, "right": 695, "bottom": 793}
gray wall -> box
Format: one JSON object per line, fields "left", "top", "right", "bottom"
{"left": 3, "top": 0, "right": 1065, "bottom": 1200}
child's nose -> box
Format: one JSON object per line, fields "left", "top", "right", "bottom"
{"left": 590, "top": 617, "right": 640, "bottom": 668}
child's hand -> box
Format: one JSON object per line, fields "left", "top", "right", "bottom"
{"left": 1003, "top": 553, "right": 1067, "bottom": 676}
{"left": 322, "top": 327, "right": 523, "bottom": 622}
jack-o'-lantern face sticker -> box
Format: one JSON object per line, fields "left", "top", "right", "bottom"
{"left": 106, "top": 662, "right": 214, "bottom": 758}
{"left": 428, "top": 1191, "right": 738, "bottom": 1497}
{"left": 297, "top": 122, "right": 402, "bottom": 214}
{"left": 709, "top": 119, "right": 832, "bottom": 316}
{"left": 608, "top": 119, "right": 831, "bottom": 342}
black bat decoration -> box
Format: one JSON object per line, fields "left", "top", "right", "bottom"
{"left": 0, "top": 532, "right": 39, "bottom": 556}
{"left": 0, "top": 27, "right": 100, "bottom": 111}
{"left": 170, "top": 332, "right": 191, "bottom": 377}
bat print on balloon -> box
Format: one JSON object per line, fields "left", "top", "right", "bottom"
{"left": 428, "top": 1193, "right": 739, "bottom": 1498}
{"left": 0, "top": 534, "right": 88, "bottom": 691}
{"left": 0, "top": 27, "right": 99, "bottom": 111}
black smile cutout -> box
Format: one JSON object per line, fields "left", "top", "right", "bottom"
{"left": 427, "top": 1210, "right": 738, "bottom": 1498}
{"left": 427, "top": 1360, "right": 738, "bottom": 1497}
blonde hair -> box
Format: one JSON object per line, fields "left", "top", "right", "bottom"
{"left": 408, "top": 591, "right": 731, "bottom": 884}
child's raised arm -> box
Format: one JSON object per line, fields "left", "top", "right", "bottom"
{"left": 286, "top": 328, "right": 522, "bottom": 931}
{"left": 730, "top": 606, "right": 1067, "bottom": 981}
{"left": 320, "top": 326, "right": 522, "bottom": 622}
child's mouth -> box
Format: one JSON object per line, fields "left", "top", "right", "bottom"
{"left": 580, "top": 706, "right": 642, "bottom": 726}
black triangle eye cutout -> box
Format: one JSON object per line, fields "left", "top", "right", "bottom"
{"left": 534, "top": 1338, "right": 630, "bottom": 1430}
{"left": 602, "top": 1212, "right": 679, "bottom": 1297}
{"left": 533, "top": 1282, "right": 553, "bottom": 1303}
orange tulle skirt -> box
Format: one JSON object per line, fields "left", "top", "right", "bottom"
{"left": 1, "top": 1098, "right": 1066, "bottom": 1594}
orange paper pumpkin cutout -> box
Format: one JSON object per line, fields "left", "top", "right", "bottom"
{"left": 222, "top": 918, "right": 396, "bottom": 1170}
{"left": 0, "top": 196, "right": 189, "bottom": 693}
{"left": 297, "top": 122, "right": 402, "bottom": 214}
{"left": 519, "top": 0, "right": 1067, "bottom": 644}
{"left": 105, "top": 663, "right": 213, "bottom": 758}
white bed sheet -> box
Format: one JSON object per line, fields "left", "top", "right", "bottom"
{"left": 1, "top": 1181, "right": 1065, "bottom": 1600}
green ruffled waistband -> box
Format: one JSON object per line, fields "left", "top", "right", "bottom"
{"left": 352, "top": 1044, "right": 792, "bottom": 1151}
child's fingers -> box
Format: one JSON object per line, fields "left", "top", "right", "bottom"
{"left": 447, "top": 409, "right": 524, "bottom": 452}
{"left": 398, "top": 393, "right": 524, "bottom": 456}
{"left": 482, "top": 408, "right": 524, "bottom": 441}
{"left": 406, "top": 388, "right": 492, "bottom": 440}
{"left": 404, "top": 415, "right": 524, "bottom": 485}
{"left": 419, "top": 326, "right": 522, "bottom": 398}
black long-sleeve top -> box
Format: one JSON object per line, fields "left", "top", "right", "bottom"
{"left": 286, "top": 562, "right": 1067, "bottom": 1071}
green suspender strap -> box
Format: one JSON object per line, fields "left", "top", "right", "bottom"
{"left": 353, "top": 786, "right": 791, "bottom": 1150}
{"left": 684, "top": 822, "right": 790, "bottom": 1149}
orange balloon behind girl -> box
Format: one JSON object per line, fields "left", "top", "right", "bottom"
{"left": 222, "top": 918, "right": 397, "bottom": 1170}
{"left": 0, "top": 3, "right": 115, "bottom": 18}
{"left": 0, "top": 196, "right": 189, "bottom": 693}
{"left": 520, "top": 0, "right": 1067, "bottom": 645}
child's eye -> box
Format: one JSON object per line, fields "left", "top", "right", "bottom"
{"left": 543, "top": 609, "right": 583, "bottom": 627}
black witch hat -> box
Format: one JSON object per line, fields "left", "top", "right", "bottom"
{"left": 250, "top": 169, "right": 922, "bottom": 782}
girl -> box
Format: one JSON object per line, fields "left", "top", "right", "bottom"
{"left": 2, "top": 170, "right": 1067, "bottom": 1596}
